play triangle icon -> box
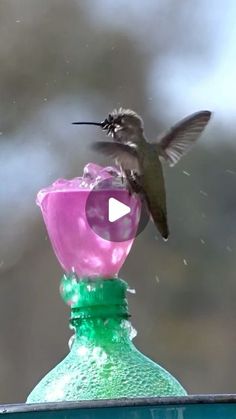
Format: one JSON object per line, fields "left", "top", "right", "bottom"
{"left": 108, "top": 197, "right": 131, "bottom": 223}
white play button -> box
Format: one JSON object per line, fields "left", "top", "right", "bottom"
{"left": 86, "top": 178, "right": 150, "bottom": 241}
{"left": 108, "top": 197, "right": 131, "bottom": 223}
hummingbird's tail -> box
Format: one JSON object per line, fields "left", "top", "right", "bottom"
{"left": 145, "top": 199, "right": 169, "bottom": 240}
{"left": 153, "top": 216, "right": 169, "bottom": 241}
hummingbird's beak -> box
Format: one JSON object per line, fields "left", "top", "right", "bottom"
{"left": 72, "top": 121, "right": 105, "bottom": 127}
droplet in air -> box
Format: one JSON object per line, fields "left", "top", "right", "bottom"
{"left": 200, "top": 190, "right": 208, "bottom": 197}
{"left": 182, "top": 170, "right": 190, "bottom": 176}
{"left": 183, "top": 258, "right": 188, "bottom": 266}
{"left": 155, "top": 274, "right": 160, "bottom": 283}
{"left": 225, "top": 169, "right": 236, "bottom": 175}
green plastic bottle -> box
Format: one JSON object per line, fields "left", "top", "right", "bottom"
{"left": 27, "top": 277, "right": 186, "bottom": 402}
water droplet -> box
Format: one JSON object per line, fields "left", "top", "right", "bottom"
{"left": 155, "top": 274, "right": 160, "bottom": 283}
{"left": 68, "top": 334, "right": 75, "bottom": 350}
{"left": 226, "top": 245, "right": 232, "bottom": 252}
{"left": 182, "top": 170, "right": 190, "bottom": 176}
{"left": 200, "top": 190, "right": 208, "bottom": 197}
{"left": 127, "top": 288, "right": 136, "bottom": 294}
{"left": 183, "top": 258, "right": 188, "bottom": 266}
{"left": 200, "top": 238, "right": 205, "bottom": 245}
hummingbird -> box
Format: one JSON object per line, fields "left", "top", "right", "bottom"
{"left": 72, "top": 108, "right": 212, "bottom": 240}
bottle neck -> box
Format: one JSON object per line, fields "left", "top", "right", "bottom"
{"left": 60, "top": 276, "right": 134, "bottom": 346}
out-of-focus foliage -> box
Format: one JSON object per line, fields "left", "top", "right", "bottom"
{"left": 0, "top": 0, "right": 236, "bottom": 402}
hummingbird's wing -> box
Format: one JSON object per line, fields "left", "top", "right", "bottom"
{"left": 152, "top": 110, "right": 212, "bottom": 166}
{"left": 92, "top": 141, "right": 140, "bottom": 172}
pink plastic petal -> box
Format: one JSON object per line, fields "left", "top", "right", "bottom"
{"left": 37, "top": 163, "right": 141, "bottom": 278}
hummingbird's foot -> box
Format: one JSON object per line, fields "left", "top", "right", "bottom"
{"left": 126, "top": 173, "right": 143, "bottom": 195}
{"left": 127, "top": 182, "right": 134, "bottom": 196}
{"left": 120, "top": 174, "right": 126, "bottom": 184}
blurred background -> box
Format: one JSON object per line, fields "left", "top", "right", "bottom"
{"left": 0, "top": 0, "right": 236, "bottom": 403}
